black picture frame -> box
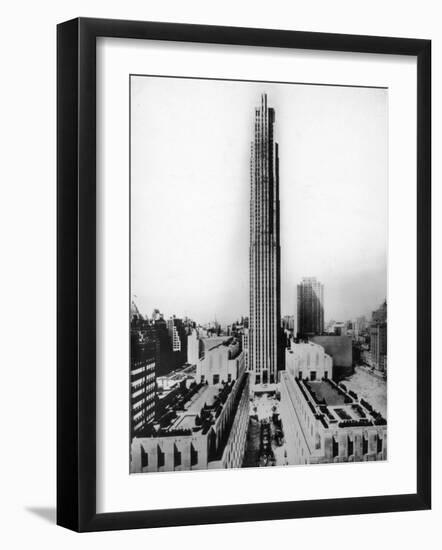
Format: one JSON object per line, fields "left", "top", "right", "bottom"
{"left": 57, "top": 17, "right": 431, "bottom": 532}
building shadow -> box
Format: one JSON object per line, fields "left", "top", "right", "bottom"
{"left": 26, "top": 506, "right": 56, "bottom": 524}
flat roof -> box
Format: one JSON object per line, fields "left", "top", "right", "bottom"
{"left": 167, "top": 384, "right": 231, "bottom": 432}
{"left": 174, "top": 414, "right": 198, "bottom": 430}
{"left": 286, "top": 375, "right": 387, "bottom": 428}
{"left": 184, "top": 385, "right": 219, "bottom": 414}
{"left": 308, "top": 381, "right": 347, "bottom": 406}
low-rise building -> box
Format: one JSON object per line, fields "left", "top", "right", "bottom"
{"left": 326, "top": 321, "right": 346, "bottom": 336}
{"left": 285, "top": 340, "right": 332, "bottom": 381}
{"left": 130, "top": 364, "right": 250, "bottom": 473}
{"left": 279, "top": 351, "right": 387, "bottom": 465}
{"left": 196, "top": 337, "right": 244, "bottom": 386}
{"left": 156, "top": 364, "right": 196, "bottom": 392}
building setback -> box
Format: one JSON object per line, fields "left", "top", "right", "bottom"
{"left": 249, "top": 93, "right": 281, "bottom": 385}
{"left": 297, "top": 277, "right": 324, "bottom": 337}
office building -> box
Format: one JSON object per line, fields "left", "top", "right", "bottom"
{"left": 167, "top": 316, "right": 184, "bottom": 352}
{"left": 351, "top": 316, "right": 367, "bottom": 341}
{"left": 195, "top": 337, "right": 244, "bottom": 386}
{"left": 242, "top": 328, "right": 249, "bottom": 371}
{"left": 285, "top": 340, "right": 332, "bottom": 381}
{"left": 279, "top": 341, "right": 387, "bottom": 465}
{"left": 282, "top": 315, "right": 295, "bottom": 332}
{"left": 370, "top": 300, "right": 387, "bottom": 372}
{"left": 187, "top": 328, "right": 202, "bottom": 365}
{"left": 311, "top": 334, "right": 353, "bottom": 369}
{"left": 297, "top": 277, "right": 324, "bottom": 337}
{"left": 249, "top": 93, "right": 281, "bottom": 385}
{"left": 130, "top": 321, "right": 158, "bottom": 438}
{"left": 130, "top": 355, "right": 249, "bottom": 472}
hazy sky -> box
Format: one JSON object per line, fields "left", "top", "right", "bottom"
{"left": 131, "top": 76, "right": 387, "bottom": 325}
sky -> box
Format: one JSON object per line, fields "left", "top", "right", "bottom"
{"left": 131, "top": 76, "right": 387, "bottom": 325}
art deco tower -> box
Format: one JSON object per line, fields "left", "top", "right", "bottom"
{"left": 249, "top": 94, "right": 281, "bottom": 385}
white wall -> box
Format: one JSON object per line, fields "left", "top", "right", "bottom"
{"left": 0, "top": 1, "right": 440, "bottom": 548}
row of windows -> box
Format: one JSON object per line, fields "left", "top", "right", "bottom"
{"left": 131, "top": 382, "right": 155, "bottom": 396}
{"left": 131, "top": 372, "right": 155, "bottom": 388}
{"left": 131, "top": 363, "right": 155, "bottom": 376}
{"left": 132, "top": 396, "right": 155, "bottom": 411}
{"left": 133, "top": 409, "right": 155, "bottom": 426}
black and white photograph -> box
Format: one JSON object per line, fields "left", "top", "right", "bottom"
{"left": 129, "top": 76, "right": 388, "bottom": 474}
{"left": 0, "top": 0, "right": 434, "bottom": 542}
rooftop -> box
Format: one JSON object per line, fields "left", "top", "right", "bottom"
{"left": 182, "top": 385, "right": 219, "bottom": 414}
{"left": 201, "top": 337, "right": 241, "bottom": 359}
{"left": 151, "top": 380, "right": 237, "bottom": 437}
{"left": 157, "top": 365, "right": 197, "bottom": 394}
{"left": 201, "top": 337, "right": 229, "bottom": 353}
{"left": 287, "top": 375, "right": 387, "bottom": 429}
{"left": 308, "top": 381, "right": 347, "bottom": 406}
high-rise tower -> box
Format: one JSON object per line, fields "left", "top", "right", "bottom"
{"left": 297, "top": 277, "right": 324, "bottom": 337}
{"left": 249, "top": 93, "right": 281, "bottom": 385}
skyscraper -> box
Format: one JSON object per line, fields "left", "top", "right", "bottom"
{"left": 187, "top": 328, "right": 202, "bottom": 365}
{"left": 297, "top": 277, "right": 324, "bottom": 337}
{"left": 130, "top": 319, "right": 158, "bottom": 438}
{"left": 167, "top": 316, "right": 183, "bottom": 352}
{"left": 370, "top": 300, "right": 387, "bottom": 372}
{"left": 249, "top": 94, "right": 281, "bottom": 385}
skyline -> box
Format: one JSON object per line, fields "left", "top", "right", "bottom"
{"left": 131, "top": 77, "right": 387, "bottom": 325}
{"left": 131, "top": 292, "right": 381, "bottom": 327}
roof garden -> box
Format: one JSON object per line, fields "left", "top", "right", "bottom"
{"left": 307, "top": 381, "right": 348, "bottom": 406}
{"left": 144, "top": 379, "right": 237, "bottom": 438}
{"left": 295, "top": 377, "right": 387, "bottom": 429}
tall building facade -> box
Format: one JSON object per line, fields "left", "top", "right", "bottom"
{"left": 130, "top": 322, "right": 158, "bottom": 438}
{"left": 187, "top": 329, "right": 201, "bottom": 365}
{"left": 282, "top": 315, "right": 295, "bottom": 332}
{"left": 370, "top": 300, "right": 387, "bottom": 372}
{"left": 297, "top": 277, "right": 324, "bottom": 337}
{"left": 167, "top": 316, "right": 184, "bottom": 352}
{"left": 249, "top": 94, "right": 281, "bottom": 385}
{"left": 242, "top": 328, "right": 249, "bottom": 371}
